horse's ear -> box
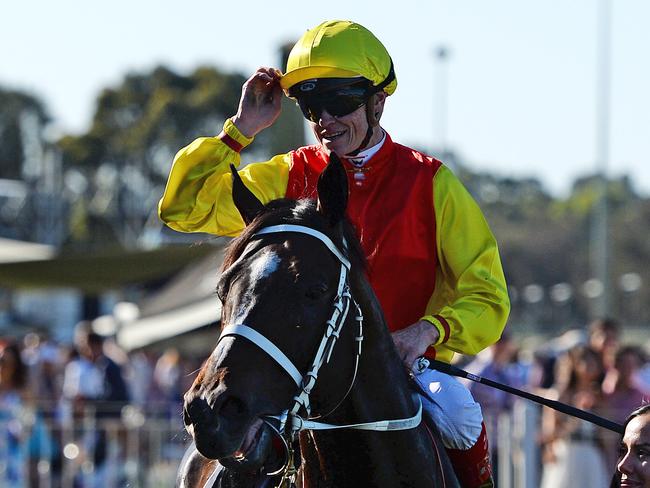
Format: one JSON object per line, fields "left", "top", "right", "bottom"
{"left": 317, "top": 153, "right": 349, "bottom": 227}
{"left": 230, "top": 164, "right": 264, "bottom": 226}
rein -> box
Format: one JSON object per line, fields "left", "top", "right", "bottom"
{"left": 216, "top": 223, "right": 422, "bottom": 485}
{"left": 426, "top": 358, "right": 625, "bottom": 434}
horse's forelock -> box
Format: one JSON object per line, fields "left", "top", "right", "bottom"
{"left": 220, "top": 199, "right": 366, "bottom": 273}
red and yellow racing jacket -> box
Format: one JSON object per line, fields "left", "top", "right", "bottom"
{"left": 159, "top": 119, "right": 510, "bottom": 363}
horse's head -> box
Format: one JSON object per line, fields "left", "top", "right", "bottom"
{"left": 183, "top": 155, "right": 364, "bottom": 471}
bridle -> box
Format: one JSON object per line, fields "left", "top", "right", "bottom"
{"left": 216, "top": 223, "right": 422, "bottom": 486}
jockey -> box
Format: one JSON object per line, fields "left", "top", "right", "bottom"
{"left": 159, "top": 20, "right": 510, "bottom": 487}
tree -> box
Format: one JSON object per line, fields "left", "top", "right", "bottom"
{"left": 468, "top": 170, "right": 650, "bottom": 329}
{"left": 56, "top": 65, "right": 250, "bottom": 247}
{"left": 58, "top": 65, "right": 247, "bottom": 180}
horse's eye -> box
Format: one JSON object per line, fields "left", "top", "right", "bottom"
{"left": 216, "top": 281, "right": 229, "bottom": 302}
{"left": 305, "top": 282, "right": 329, "bottom": 300}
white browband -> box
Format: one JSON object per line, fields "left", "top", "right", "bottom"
{"left": 255, "top": 224, "right": 351, "bottom": 270}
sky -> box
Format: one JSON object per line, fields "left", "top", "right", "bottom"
{"left": 2, "top": 0, "right": 649, "bottom": 196}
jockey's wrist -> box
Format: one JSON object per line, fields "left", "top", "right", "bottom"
{"left": 421, "top": 315, "right": 451, "bottom": 346}
{"left": 426, "top": 323, "right": 440, "bottom": 346}
{"left": 230, "top": 115, "right": 259, "bottom": 139}
{"left": 219, "top": 118, "right": 255, "bottom": 153}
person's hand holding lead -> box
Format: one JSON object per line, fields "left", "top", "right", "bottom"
{"left": 391, "top": 319, "right": 440, "bottom": 369}
{"left": 232, "top": 67, "right": 283, "bottom": 138}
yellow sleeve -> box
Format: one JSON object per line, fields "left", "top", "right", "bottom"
{"left": 158, "top": 119, "right": 291, "bottom": 237}
{"left": 422, "top": 166, "right": 510, "bottom": 361}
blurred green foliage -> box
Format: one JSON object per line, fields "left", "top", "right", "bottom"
{"left": 57, "top": 65, "right": 247, "bottom": 181}
{"left": 471, "top": 172, "right": 650, "bottom": 326}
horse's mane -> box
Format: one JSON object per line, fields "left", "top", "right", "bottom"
{"left": 221, "top": 198, "right": 367, "bottom": 273}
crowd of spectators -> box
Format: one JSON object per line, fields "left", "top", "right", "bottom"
{"left": 460, "top": 317, "right": 650, "bottom": 487}
{"left": 0, "top": 321, "right": 202, "bottom": 487}
{"left": 0, "top": 316, "right": 648, "bottom": 487}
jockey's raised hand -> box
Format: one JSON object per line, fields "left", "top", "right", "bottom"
{"left": 232, "top": 67, "right": 283, "bottom": 138}
{"left": 391, "top": 320, "right": 440, "bottom": 368}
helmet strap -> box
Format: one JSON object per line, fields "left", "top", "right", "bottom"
{"left": 345, "top": 95, "right": 380, "bottom": 157}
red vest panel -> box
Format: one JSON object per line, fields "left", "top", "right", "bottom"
{"left": 285, "top": 135, "right": 441, "bottom": 333}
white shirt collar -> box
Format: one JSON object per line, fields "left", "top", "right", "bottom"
{"left": 346, "top": 130, "right": 386, "bottom": 167}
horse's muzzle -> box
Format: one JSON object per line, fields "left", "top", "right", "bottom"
{"left": 218, "top": 422, "right": 281, "bottom": 473}
{"left": 184, "top": 393, "right": 266, "bottom": 464}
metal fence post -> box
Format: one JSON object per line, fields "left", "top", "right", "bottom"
{"left": 513, "top": 399, "right": 540, "bottom": 488}
{"left": 497, "top": 411, "right": 513, "bottom": 488}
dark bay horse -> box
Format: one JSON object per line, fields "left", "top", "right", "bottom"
{"left": 178, "top": 155, "right": 459, "bottom": 487}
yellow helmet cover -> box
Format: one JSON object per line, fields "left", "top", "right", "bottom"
{"left": 281, "top": 20, "right": 397, "bottom": 95}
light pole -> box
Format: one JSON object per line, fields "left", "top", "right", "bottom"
{"left": 591, "top": 0, "right": 612, "bottom": 318}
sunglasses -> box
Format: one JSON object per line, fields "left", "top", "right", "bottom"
{"left": 288, "top": 78, "right": 375, "bottom": 122}
{"left": 296, "top": 88, "right": 372, "bottom": 122}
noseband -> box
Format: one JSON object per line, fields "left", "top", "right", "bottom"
{"left": 216, "top": 223, "right": 422, "bottom": 484}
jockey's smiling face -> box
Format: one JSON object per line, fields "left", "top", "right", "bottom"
{"left": 307, "top": 92, "right": 387, "bottom": 157}
{"left": 617, "top": 412, "right": 650, "bottom": 487}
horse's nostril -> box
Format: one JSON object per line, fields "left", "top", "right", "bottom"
{"left": 185, "top": 394, "right": 247, "bottom": 429}
{"left": 185, "top": 397, "right": 213, "bottom": 427}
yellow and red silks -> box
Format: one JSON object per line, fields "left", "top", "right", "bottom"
{"left": 159, "top": 119, "right": 510, "bottom": 363}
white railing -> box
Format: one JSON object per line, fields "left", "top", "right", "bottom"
{"left": 3, "top": 398, "right": 616, "bottom": 488}
{"left": 0, "top": 402, "right": 190, "bottom": 488}
{"left": 490, "top": 400, "right": 542, "bottom": 488}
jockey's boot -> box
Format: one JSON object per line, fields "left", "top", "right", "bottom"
{"left": 445, "top": 421, "right": 493, "bottom": 488}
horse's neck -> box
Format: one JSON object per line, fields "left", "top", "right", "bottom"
{"left": 300, "top": 278, "right": 437, "bottom": 487}
{"left": 352, "top": 276, "right": 416, "bottom": 419}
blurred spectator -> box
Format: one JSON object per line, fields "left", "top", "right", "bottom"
{"left": 61, "top": 326, "right": 130, "bottom": 486}
{"left": 126, "top": 348, "right": 156, "bottom": 407}
{"left": 529, "top": 329, "right": 586, "bottom": 391}
{"left": 601, "top": 346, "right": 649, "bottom": 468}
{"left": 62, "top": 321, "right": 130, "bottom": 415}
{"left": 530, "top": 350, "right": 557, "bottom": 391}
{"left": 62, "top": 341, "right": 103, "bottom": 411}
{"left": 603, "top": 346, "right": 647, "bottom": 415}
{"left": 539, "top": 345, "right": 609, "bottom": 488}
{"left": 81, "top": 331, "right": 130, "bottom": 417}
{"left": 636, "top": 341, "right": 650, "bottom": 396}
{"left": 153, "top": 348, "right": 183, "bottom": 418}
{"left": 22, "top": 332, "right": 62, "bottom": 410}
{"left": 588, "top": 317, "right": 621, "bottom": 375}
{"left": 0, "top": 341, "right": 53, "bottom": 487}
